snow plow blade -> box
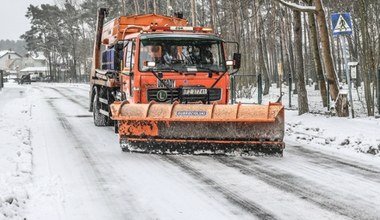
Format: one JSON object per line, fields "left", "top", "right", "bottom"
{"left": 110, "top": 101, "right": 285, "bottom": 155}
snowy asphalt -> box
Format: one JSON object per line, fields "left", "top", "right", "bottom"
{"left": 2, "top": 83, "right": 380, "bottom": 220}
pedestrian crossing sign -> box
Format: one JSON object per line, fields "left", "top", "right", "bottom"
{"left": 331, "top": 13, "right": 353, "bottom": 36}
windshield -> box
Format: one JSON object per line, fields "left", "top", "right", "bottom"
{"left": 139, "top": 36, "right": 226, "bottom": 72}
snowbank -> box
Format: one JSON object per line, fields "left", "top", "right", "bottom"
{"left": 236, "top": 83, "right": 380, "bottom": 156}
{"left": 285, "top": 110, "right": 380, "bottom": 156}
{"left": 0, "top": 85, "right": 33, "bottom": 219}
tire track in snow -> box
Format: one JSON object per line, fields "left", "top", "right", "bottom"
{"left": 161, "top": 155, "right": 279, "bottom": 220}
{"left": 214, "top": 156, "right": 373, "bottom": 220}
{"left": 59, "top": 87, "right": 89, "bottom": 104}
{"left": 47, "top": 87, "right": 88, "bottom": 109}
{"left": 288, "top": 145, "right": 380, "bottom": 178}
{"left": 44, "top": 97, "right": 136, "bottom": 219}
{"left": 42, "top": 86, "right": 263, "bottom": 219}
{"left": 63, "top": 85, "right": 89, "bottom": 92}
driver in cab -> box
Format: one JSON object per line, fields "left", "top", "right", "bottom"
{"left": 148, "top": 45, "right": 163, "bottom": 63}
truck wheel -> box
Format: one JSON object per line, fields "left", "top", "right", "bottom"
{"left": 93, "top": 91, "right": 107, "bottom": 126}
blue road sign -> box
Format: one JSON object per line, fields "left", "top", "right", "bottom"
{"left": 331, "top": 13, "right": 353, "bottom": 36}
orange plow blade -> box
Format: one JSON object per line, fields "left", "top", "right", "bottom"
{"left": 110, "top": 101, "right": 285, "bottom": 155}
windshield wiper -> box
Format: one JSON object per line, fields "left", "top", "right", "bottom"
{"left": 170, "top": 66, "right": 183, "bottom": 73}
{"left": 197, "top": 66, "right": 220, "bottom": 75}
{"left": 211, "top": 69, "right": 227, "bottom": 88}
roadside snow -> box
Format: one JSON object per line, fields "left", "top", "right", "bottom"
{"left": 0, "top": 84, "right": 33, "bottom": 219}
{"left": 237, "top": 83, "right": 380, "bottom": 157}
{"left": 285, "top": 110, "right": 380, "bottom": 156}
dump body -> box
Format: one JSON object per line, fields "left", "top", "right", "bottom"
{"left": 89, "top": 8, "right": 285, "bottom": 155}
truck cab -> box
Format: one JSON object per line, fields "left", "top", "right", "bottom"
{"left": 89, "top": 9, "right": 239, "bottom": 126}
{"left": 120, "top": 32, "right": 230, "bottom": 105}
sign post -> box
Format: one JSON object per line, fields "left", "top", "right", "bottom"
{"left": 288, "top": 72, "right": 292, "bottom": 107}
{"left": 257, "top": 73, "right": 262, "bottom": 104}
{"left": 331, "top": 12, "right": 354, "bottom": 118}
{"left": 377, "top": 69, "right": 380, "bottom": 115}
{"left": 278, "top": 63, "right": 283, "bottom": 102}
{"left": 0, "top": 70, "right": 3, "bottom": 91}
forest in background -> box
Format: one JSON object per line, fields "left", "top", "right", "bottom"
{"left": 0, "top": 40, "right": 27, "bottom": 54}
{"left": 11, "top": 0, "right": 380, "bottom": 116}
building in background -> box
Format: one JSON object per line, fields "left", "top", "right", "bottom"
{"left": 0, "top": 50, "right": 49, "bottom": 81}
{"left": 0, "top": 50, "right": 22, "bottom": 72}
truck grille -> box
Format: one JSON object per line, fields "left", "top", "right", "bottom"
{"left": 208, "top": 88, "right": 222, "bottom": 101}
{"left": 147, "top": 88, "right": 180, "bottom": 102}
{"left": 147, "top": 88, "right": 222, "bottom": 103}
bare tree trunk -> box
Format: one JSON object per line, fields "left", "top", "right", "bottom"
{"left": 133, "top": 0, "right": 140, "bottom": 14}
{"left": 294, "top": 8, "right": 309, "bottom": 114}
{"left": 144, "top": 0, "right": 148, "bottom": 13}
{"left": 153, "top": 0, "right": 157, "bottom": 14}
{"left": 281, "top": 10, "right": 292, "bottom": 86}
{"left": 307, "top": 4, "right": 327, "bottom": 107}
{"left": 209, "top": 0, "right": 215, "bottom": 29}
{"left": 303, "top": 12, "right": 309, "bottom": 85}
{"left": 256, "top": 3, "right": 270, "bottom": 95}
{"left": 262, "top": 33, "right": 271, "bottom": 95}
{"left": 289, "top": 23, "right": 297, "bottom": 94}
{"left": 359, "top": 0, "right": 374, "bottom": 116}
{"left": 249, "top": 0, "right": 258, "bottom": 86}
{"left": 201, "top": 0, "right": 206, "bottom": 25}
{"left": 314, "top": 0, "right": 339, "bottom": 101}
{"left": 191, "top": 0, "right": 196, "bottom": 26}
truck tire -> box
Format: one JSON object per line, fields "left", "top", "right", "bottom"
{"left": 93, "top": 91, "right": 107, "bottom": 126}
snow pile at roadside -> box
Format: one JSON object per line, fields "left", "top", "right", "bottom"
{"left": 236, "top": 82, "right": 380, "bottom": 156}
{"left": 285, "top": 110, "right": 380, "bottom": 156}
{"left": 0, "top": 89, "right": 33, "bottom": 219}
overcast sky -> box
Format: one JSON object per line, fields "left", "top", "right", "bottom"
{"left": 0, "top": 0, "right": 55, "bottom": 41}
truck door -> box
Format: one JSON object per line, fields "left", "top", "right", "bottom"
{"left": 122, "top": 40, "right": 135, "bottom": 101}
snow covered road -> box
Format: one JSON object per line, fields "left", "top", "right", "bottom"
{"left": 1, "top": 83, "right": 380, "bottom": 220}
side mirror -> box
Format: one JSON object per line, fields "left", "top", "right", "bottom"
{"left": 233, "top": 53, "right": 241, "bottom": 69}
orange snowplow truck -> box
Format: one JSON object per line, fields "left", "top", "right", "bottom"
{"left": 89, "top": 8, "right": 285, "bottom": 155}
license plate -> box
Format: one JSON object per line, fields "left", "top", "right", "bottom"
{"left": 182, "top": 88, "right": 208, "bottom": 95}
{"left": 157, "top": 79, "right": 175, "bottom": 88}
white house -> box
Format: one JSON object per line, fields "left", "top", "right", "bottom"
{"left": 0, "top": 50, "right": 22, "bottom": 71}
{"left": 0, "top": 50, "right": 49, "bottom": 80}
